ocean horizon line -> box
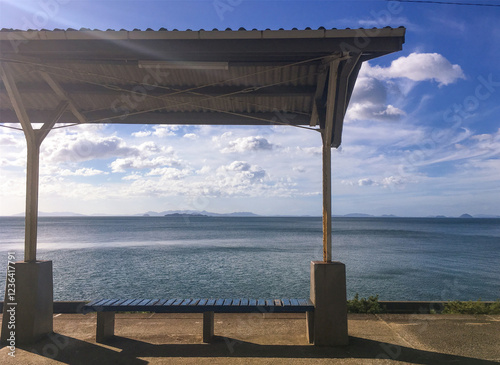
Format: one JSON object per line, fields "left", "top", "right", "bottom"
{"left": 4, "top": 212, "right": 500, "bottom": 219}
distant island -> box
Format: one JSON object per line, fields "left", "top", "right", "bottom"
{"left": 9, "top": 211, "right": 500, "bottom": 218}
{"left": 140, "top": 210, "right": 259, "bottom": 217}
{"left": 459, "top": 213, "right": 473, "bottom": 218}
{"left": 163, "top": 213, "right": 207, "bottom": 217}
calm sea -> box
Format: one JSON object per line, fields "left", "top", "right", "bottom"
{"left": 0, "top": 216, "right": 499, "bottom": 301}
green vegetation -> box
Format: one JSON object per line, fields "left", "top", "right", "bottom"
{"left": 443, "top": 299, "right": 500, "bottom": 314}
{"left": 347, "top": 294, "right": 384, "bottom": 314}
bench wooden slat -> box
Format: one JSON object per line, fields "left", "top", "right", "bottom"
{"left": 86, "top": 299, "right": 102, "bottom": 307}
{"left": 97, "top": 299, "right": 112, "bottom": 306}
{"left": 92, "top": 299, "right": 109, "bottom": 307}
{"left": 84, "top": 297, "right": 314, "bottom": 313}
{"left": 297, "top": 299, "right": 309, "bottom": 306}
{"left": 155, "top": 299, "right": 168, "bottom": 306}
{"left": 105, "top": 299, "right": 120, "bottom": 306}
{"left": 111, "top": 299, "right": 128, "bottom": 306}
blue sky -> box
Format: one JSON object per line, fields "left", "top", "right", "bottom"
{"left": 0, "top": 0, "right": 499, "bottom": 217}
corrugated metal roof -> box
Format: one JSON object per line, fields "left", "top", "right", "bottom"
{"left": 0, "top": 26, "right": 404, "bottom": 32}
{"left": 0, "top": 27, "right": 405, "bottom": 145}
{"left": 0, "top": 26, "right": 405, "bottom": 41}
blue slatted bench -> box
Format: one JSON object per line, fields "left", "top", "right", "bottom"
{"left": 83, "top": 298, "right": 314, "bottom": 343}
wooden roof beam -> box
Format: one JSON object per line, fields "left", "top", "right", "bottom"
{"left": 39, "top": 71, "right": 88, "bottom": 124}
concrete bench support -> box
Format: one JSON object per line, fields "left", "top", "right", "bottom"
{"left": 203, "top": 311, "right": 214, "bottom": 343}
{"left": 310, "top": 261, "right": 348, "bottom": 346}
{"left": 306, "top": 310, "right": 314, "bottom": 344}
{"left": 96, "top": 312, "right": 115, "bottom": 343}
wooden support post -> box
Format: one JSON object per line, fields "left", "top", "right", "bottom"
{"left": 322, "top": 132, "right": 332, "bottom": 262}
{"left": 203, "top": 311, "right": 215, "bottom": 343}
{"left": 322, "top": 60, "right": 339, "bottom": 262}
{"left": 25, "top": 142, "right": 40, "bottom": 262}
{"left": 0, "top": 62, "right": 68, "bottom": 262}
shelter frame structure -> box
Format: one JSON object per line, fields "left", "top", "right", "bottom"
{"left": 0, "top": 27, "right": 405, "bottom": 345}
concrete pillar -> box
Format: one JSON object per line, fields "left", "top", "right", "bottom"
{"left": 96, "top": 312, "right": 115, "bottom": 343}
{"left": 310, "top": 260, "right": 348, "bottom": 346}
{"left": 203, "top": 311, "right": 214, "bottom": 343}
{"left": 1, "top": 261, "right": 53, "bottom": 345}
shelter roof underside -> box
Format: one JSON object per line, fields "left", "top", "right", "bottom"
{"left": 0, "top": 27, "right": 405, "bottom": 143}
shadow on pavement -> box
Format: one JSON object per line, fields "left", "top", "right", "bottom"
{"left": 13, "top": 333, "right": 497, "bottom": 365}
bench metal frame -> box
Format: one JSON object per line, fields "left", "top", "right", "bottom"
{"left": 83, "top": 298, "right": 315, "bottom": 343}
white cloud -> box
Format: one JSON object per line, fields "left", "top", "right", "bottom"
{"left": 344, "top": 176, "right": 413, "bottom": 189}
{"left": 183, "top": 133, "right": 198, "bottom": 140}
{"left": 122, "top": 173, "right": 143, "bottom": 181}
{"left": 137, "top": 141, "right": 163, "bottom": 155}
{"left": 358, "top": 178, "right": 376, "bottom": 186}
{"left": 59, "top": 168, "right": 109, "bottom": 176}
{"left": 110, "top": 155, "right": 181, "bottom": 173}
{"left": 220, "top": 136, "right": 274, "bottom": 153}
{"left": 347, "top": 76, "right": 406, "bottom": 122}
{"left": 0, "top": 134, "right": 21, "bottom": 146}
{"left": 217, "top": 161, "right": 267, "bottom": 188}
{"left": 197, "top": 165, "right": 211, "bottom": 175}
{"left": 132, "top": 130, "right": 152, "bottom": 137}
{"left": 147, "top": 167, "right": 191, "bottom": 179}
{"left": 152, "top": 125, "right": 180, "bottom": 138}
{"left": 361, "top": 52, "right": 465, "bottom": 86}
{"left": 43, "top": 135, "right": 136, "bottom": 163}
{"left": 293, "top": 166, "right": 306, "bottom": 173}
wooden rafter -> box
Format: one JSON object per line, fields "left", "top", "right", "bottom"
{"left": 39, "top": 70, "right": 88, "bottom": 124}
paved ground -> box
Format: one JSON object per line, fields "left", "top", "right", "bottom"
{"left": 1, "top": 313, "right": 499, "bottom": 364}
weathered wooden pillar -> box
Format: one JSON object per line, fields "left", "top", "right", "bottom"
{"left": 310, "top": 58, "right": 349, "bottom": 346}
{"left": 322, "top": 129, "right": 333, "bottom": 262}
{"left": 321, "top": 59, "right": 338, "bottom": 262}
{"left": 0, "top": 62, "right": 67, "bottom": 344}
{"left": 24, "top": 138, "right": 40, "bottom": 262}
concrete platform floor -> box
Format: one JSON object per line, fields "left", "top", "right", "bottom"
{"left": 1, "top": 313, "right": 499, "bottom": 364}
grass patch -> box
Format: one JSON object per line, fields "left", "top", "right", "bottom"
{"left": 442, "top": 299, "right": 500, "bottom": 315}
{"left": 347, "top": 294, "right": 383, "bottom": 314}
